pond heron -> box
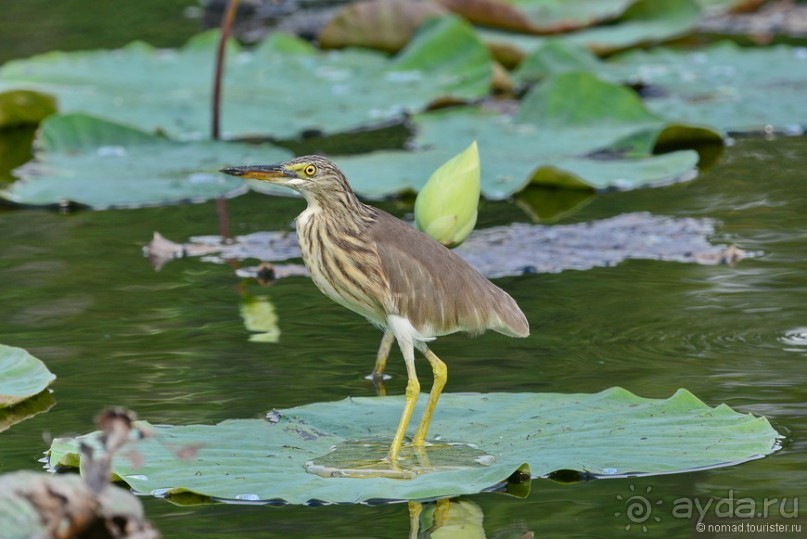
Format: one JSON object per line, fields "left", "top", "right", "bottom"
{"left": 221, "top": 156, "right": 529, "bottom": 465}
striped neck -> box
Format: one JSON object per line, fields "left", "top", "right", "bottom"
{"left": 300, "top": 185, "right": 377, "bottom": 232}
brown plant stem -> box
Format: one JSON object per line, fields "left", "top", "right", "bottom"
{"left": 212, "top": 0, "right": 240, "bottom": 140}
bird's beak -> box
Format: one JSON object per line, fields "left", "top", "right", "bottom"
{"left": 220, "top": 164, "right": 294, "bottom": 183}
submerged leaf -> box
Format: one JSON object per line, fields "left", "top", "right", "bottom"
{"left": 48, "top": 388, "right": 780, "bottom": 504}
{"left": 415, "top": 140, "right": 480, "bottom": 247}
{"left": 0, "top": 344, "right": 55, "bottom": 408}
{"left": 149, "top": 212, "right": 750, "bottom": 276}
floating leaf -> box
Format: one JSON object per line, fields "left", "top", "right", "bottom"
{"left": 0, "top": 344, "right": 56, "bottom": 408}
{"left": 415, "top": 140, "right": 480, "bottom": 247}
{"left": 514, "top": 40, "right": 606, "bottom": 85}
{"left": 2, "top": 114, "right": 291, "bottom": 209}
{"left": 599, "top": 42, "right": 807, "bottom": 134}
{"left": 0, "top": 18, "right": 491, "bottom": 140}
{"left": 335, "top": 72, "right": 721, "bottom": 198}
{"left": 528, "top": 152, "right": 699, "bottom": 190}
{"left": 6, "top": 73, "right": 720, "bottom": 208}
{"left": 516, "top": 39, "right": 807, "bottom": 135}
{"left": 48, "top": 388, "right": 780, "bottom": 504}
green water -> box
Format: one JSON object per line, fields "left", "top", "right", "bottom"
{"left": 1, "top": 3, "right": 806, "bottom": 537}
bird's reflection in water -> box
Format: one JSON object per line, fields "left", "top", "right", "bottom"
{"left": 409, "top": 498, "right": 534, "bottom": 539}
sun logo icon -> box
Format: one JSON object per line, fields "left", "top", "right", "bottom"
{"left": 614, "top": 484, "right": 663, "bottom": 532}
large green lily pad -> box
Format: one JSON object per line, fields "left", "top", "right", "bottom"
{"left": 2, "top": 114, "right": 291, "bottom": 209}
{"left": 601, "top": 42, "right": 807, "bottom": 134}
{"left": 333, "top": 72, "right": 720, "bottom": 198}
{"left": 517, "top": 40, "right": 807, "bottom": 134}
{"left": 7, "top": 72, "right": 721, "bottom": 208}
{"left": 0, "top": 344, "right": 56, "bottom": 408}
{"left": 0, "top": 17, "right": 491, "bottom": 141}
{"left": 48, "top": 388, "right": 780, "bottom": 504}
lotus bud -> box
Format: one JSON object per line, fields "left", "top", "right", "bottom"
{"left": 415, "top": 140, "right": 480, "bottom": 248}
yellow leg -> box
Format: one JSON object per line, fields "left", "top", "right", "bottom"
{"left": 412, "top": 344, "right": 447, "bottom": 446}
{"left": 408, "top": 501, "right": 422, "bottom": 539}
{"left": 387, "top": 339, "right": 419, "bottom": 463}
{"left": 432, "top": 498, "right": 451, "bottom": 529}
{"left": 372, "top": 330, "right": 394, "bottom": 379}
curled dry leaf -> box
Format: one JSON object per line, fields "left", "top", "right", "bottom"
{"left": 319, "top": 0, "right": 448, "bottom": 52}
{"left": 437, "top": 0, "right": 536, "bottom": 33}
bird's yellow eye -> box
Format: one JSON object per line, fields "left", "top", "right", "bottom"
{"left": 304, "top": 165, "right": 317, "bottom": 177}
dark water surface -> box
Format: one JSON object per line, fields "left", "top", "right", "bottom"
{"left": 1, "top": 4, "right": 805, "bottom": 537}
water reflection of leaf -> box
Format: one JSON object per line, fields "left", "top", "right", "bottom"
{"left": 0, "top": 89, "right": 56, "bottom": 128}
{"left": 240, "top": 295, "right": 281, "bottom": 343}
{"left": 0, "top": 390, "right": 54, "bottom": 434}
{"left": 515, "top": 185, "right": 595, "bottom": 223}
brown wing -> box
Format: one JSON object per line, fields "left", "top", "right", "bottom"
{"left": 369, "top": 210, "right": 529, "bottom": 338}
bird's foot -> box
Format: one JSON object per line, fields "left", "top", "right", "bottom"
{"left": 363, "top": 371, "right": 392, "bottom": 383}
{"left": 364, "top": 371, "right": 392, "bottom": 396}
{"left": 304, "top": 439, "right": 495, "bottom": 480}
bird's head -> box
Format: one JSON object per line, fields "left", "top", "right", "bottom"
{"left": 220, "top": 156, "right": 351, "bottom": 201}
